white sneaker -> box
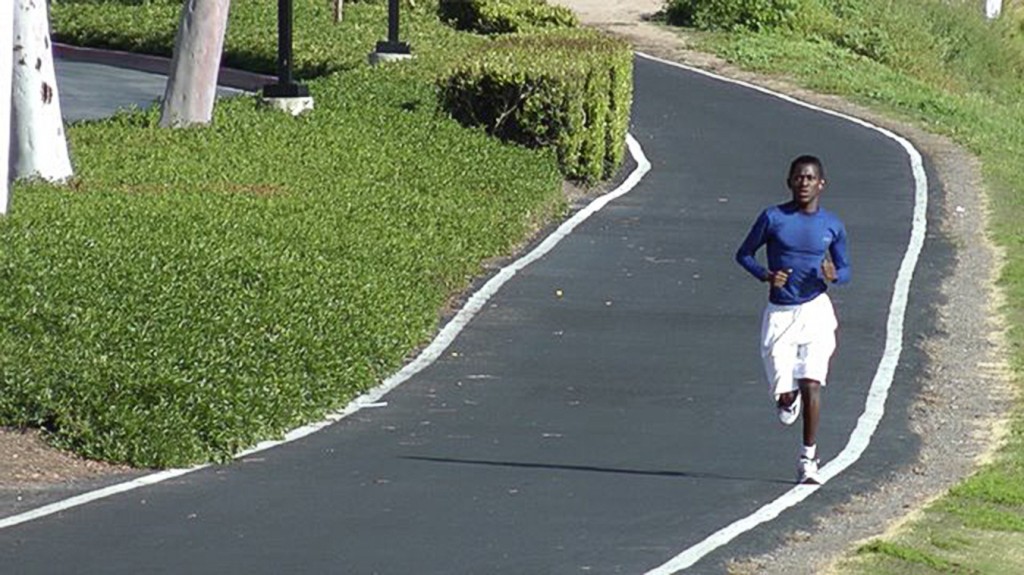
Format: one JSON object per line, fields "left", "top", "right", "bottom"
{"left": 777, "top": 392, "right": 801, "bottom": 426}
{"left": 797, "top": 456, "right": 821, "bottom": 484}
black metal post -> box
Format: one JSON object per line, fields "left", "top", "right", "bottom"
{"left": 375, "top": 0, "right": 411, "bottom": 54}
{"left": 263, "top": 0, "right": 308, "bottom": 98}
{"left": 278, "top": 0, "right": 293, "bottom": 85}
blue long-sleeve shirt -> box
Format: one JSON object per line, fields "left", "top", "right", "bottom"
{"left": 735, "top": 201, "right": 850, "bottom": 305}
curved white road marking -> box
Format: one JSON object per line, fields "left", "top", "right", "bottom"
{"left": 0, "top": 135, "right": 653, "bottom": 531}
{"left": 636, "top": 52, "right": 928, "bottom": 574}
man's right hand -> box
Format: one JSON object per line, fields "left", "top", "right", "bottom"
{"left": 766, "top": 269, "right": 792, "bottom": 288}
{"left": 821, "top": 258, "right": 837, "bottom": 283}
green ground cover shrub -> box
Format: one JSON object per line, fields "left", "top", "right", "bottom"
{"left": 51, "top": 0, "right": 477, "bottom": 78}
{"left": 437, "top": 0, "right": 577, "bottom": 35}
{"left": 437, "top": 30, "right": 632, "bottom": 182}
{"left": 665, "top": 0, "right": 805, "bottom": 31}
{"left": 50, "top": 0, "right": 181, "bottom": 56}
{"left": 7, "top": 0, "right": 574, "bottom": 467}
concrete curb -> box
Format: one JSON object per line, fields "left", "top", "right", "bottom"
{"left": 53, "top": 43, "right": 277, "bottom": 92}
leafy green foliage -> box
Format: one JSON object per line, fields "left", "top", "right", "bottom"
{"left": 50, "top": 0, "right": 181, "bottom": 55}
{"left": 666, "top": 0, "right": 1024, "bottom": 98}
{"left": 665, "top": 0, "right": 804, "bottom": 32}
{"left": 822, "top": 0, "right": 1024, "bottom": 95}
{"left": 51, "top": 0, "right": 478, "bottom": 79}
{"left": 10, "top": 0, "right": 573, "bottom": 467}
{"left": 437, "top": 30, "right": 632, "bottom": 182}
{"left": 437, "top": 0, "right": 578, "bottom": 35}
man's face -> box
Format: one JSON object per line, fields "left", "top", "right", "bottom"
{"left": 788, "top": 163, "right": 824, "bottom": 208}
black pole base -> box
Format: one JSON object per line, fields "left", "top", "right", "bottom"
{"left": 375, "top": 40, "right": 412, "bottom": 55}
{"left": 262, "top": 83, "right": 310, "bottom": 99}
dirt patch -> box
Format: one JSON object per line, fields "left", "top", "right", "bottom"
{"left": 0, "top": 427, "right": 143, "bottom": 520}
{"left": 548, "top": 2, "right": 1015, "bottom": 574}
{"left": 0, "top": 427, "right": 133, "bottom": 489}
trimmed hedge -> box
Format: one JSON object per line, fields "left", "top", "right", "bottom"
{"left": 437, "top": 30, "right": 632, "bottom": 183}
{"left": 437, "top": 0, "right": 578, "bottom": 35}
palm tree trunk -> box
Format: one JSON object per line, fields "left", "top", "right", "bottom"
{"left": 10, "top": 0, "right": 73, "bottom": 184}
{"left": 0, "top": 2, "right": 13, "bottom": 214}
{"left": 160, "top": 0, "right": 232, "bottom": 127}
{"left": 986, "top": 0, "right": 1003, "bottom": 19}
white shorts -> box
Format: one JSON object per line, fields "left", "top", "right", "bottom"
{"left": 760, "top": 293, "right": 838, "bottom": 398}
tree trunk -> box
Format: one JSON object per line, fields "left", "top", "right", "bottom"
{"left": 986, "top": 0, "right": 1003, "bottom": 19}
{"left": 10, "top": 0, "right": 73, "bottom": 184}
{"left": 160, "top": 0, "right": 232, "bottom": 128}
{"left": 334, "top": 0, "right": 343, "bottom": 23}
{"left": 0, "top": 2, "right": 13, "bottom": 214}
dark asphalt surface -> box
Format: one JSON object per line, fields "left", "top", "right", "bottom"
{"left": 0, "top": 55, "right": 944, "bottom": 574}
{"left": 54, "top": 56, "right": 242, "bottom": 122}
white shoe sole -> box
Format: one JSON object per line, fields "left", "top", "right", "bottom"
{"left": 797, "top": 457, "right": 822, "bottom": 484}
{"left": 798, "top": 473, "right": 822, "bottom": 485}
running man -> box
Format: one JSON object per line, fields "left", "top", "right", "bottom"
{"left": 735, "top": 155, "right": 850, "bottom": 484}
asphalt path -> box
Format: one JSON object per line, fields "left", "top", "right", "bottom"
{"left": 0, "top": 55, "right": 944, "bottom": 573}
{"left": 54, "top": 56, "right": 242, "bottom": 122}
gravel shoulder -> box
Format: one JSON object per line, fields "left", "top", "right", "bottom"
{"left": 2, "top": 7, "right": 1014, "bottom": 575}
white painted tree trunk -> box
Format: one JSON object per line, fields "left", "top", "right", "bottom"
{"left": 334, "top": 0, "right": 343, "bottom": 23}
{"left": 986, "top": 0, "right": 1003, "bottom": 19}
{"left": 10, "top": 0, "right": 73, "bottom": 185}
{"left": 160, "top": 0, "right": 231, "bottom": 128}
{"left": 0, "top": 2, "right": 13, "bottom": 214}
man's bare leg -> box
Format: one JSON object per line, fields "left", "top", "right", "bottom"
{"left": 798, "top": 378, "right": 821, "bottom": 447}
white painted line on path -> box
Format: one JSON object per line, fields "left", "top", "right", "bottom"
{"left": 0, "top": 467, "right": 206, "bottom": 530}
{"left": 635, "top": 52, "right": 929, "bottom": 574}
{"left": 0, "top": 135, "right": 653, "bottom": 531}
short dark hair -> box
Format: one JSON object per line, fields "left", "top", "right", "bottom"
{"left": 789, "top": 155, "right": 825, "bottom": 179}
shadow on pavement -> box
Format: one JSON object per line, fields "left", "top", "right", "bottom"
{"left": 402, "top": 455, "right": 793, "bottom": 485}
